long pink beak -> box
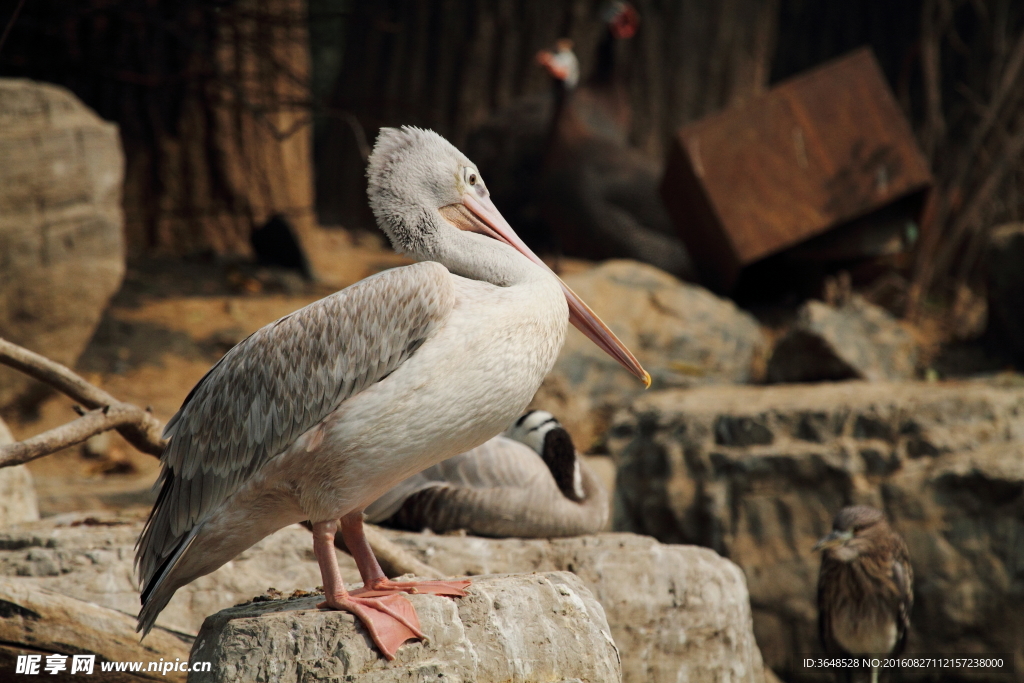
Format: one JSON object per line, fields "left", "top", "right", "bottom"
{"left": 461, "top": 192, "right": 651, "bottom": 387}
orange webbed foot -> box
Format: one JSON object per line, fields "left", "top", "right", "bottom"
{"left": 318, "top": 593, "right": 424, "bottom": 660}
{"left": 352, "top": 577, "right": 471, "bottom": 598}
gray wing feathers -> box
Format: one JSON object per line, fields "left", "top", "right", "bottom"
{"left": 366, "top": 437, "right": 609, "bottom": 537}
{"left": 136, "top": 262, "right": 455, "bottom": 596}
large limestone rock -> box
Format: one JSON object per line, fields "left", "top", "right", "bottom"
{"left": 0, "top": 78, "right": 126, "bottom": 408}
{"left": 190, "top": 572, "right": 621, "bottom": 683}
{"left": 532, "top": 259, "right": 767, "bottom": 448}
{"left": 0, "top": 418, "right": 39, "bottom": 527}
{"left": 378, "top": 530, "right": 766, "bottom": 683}
{"left": 609, "top": 380, "right": 1024, "bottom": 680}
{"left": 0, "top": 512, "right": 764, "bottom": 683}
{"left": 767, "top": 296, "right": 919, "bottom": 383}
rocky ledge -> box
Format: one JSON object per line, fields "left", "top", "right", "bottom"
{"left": 610, "top": 380, "right": 1024, "bottom": 680}
{"left": 0, "top": 513, "right": 765, "bottom": 683}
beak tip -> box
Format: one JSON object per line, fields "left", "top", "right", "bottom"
{"left": 641, "top": 370, "right": 652, "bottom": 388}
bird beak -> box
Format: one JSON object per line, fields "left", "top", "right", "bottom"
{"left": 444, "top": 193, "right": 651, "bottom": 387}
{"left": 813, "top": 529, "right": 852, "bottom": 552}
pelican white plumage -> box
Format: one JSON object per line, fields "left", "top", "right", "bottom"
{"left": 135, "top": 126, "right": 648, "bottom": 660}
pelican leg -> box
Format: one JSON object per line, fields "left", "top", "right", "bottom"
{"left": 340, "top": 512, "right": 471, "bottom": 597}
{"left": 311, "top": 519, "right": 423, "bottom": 660}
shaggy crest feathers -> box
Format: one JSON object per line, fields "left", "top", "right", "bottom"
{"left": 367, "top": 126, "right": 477, "bottom": 256}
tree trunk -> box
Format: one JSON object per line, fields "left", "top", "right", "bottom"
{"left": 1, "top": 0, "right": 317, "bottom": 256}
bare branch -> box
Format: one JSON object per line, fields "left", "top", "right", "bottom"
{"left": 0, "top": 404, "right": 159, "bottom": 468}
{"left": 0, "top": 338, "right": 166, "bottom": 462}
{"left": 919, "top": 0, "right": 949, "bottom": 160}
{"left": 0, "top": 337, "right": 121, "bottom": 408}
{"left": 930, "top": 119, "right": 1024, "bottom": 289}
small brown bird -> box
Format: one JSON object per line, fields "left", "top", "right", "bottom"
{"left": 815, "top": 506, "right": 913, "bottom": 683}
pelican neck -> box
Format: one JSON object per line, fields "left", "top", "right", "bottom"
{"left": 431, "top": 230, "right": 554, "bottom": 289}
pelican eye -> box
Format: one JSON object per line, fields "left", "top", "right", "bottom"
{"left": 469, "top": 173, "right": 477, "bottom": 186}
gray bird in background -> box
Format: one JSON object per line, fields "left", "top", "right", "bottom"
{"left": 365, "top": 410, "right": 609, "bottom": 537}
{"left": 815, "top": 505, "right": 914, "bottom": 683}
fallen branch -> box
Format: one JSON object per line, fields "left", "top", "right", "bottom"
{"left": 0, "top": 338, "right": 165, "bottom": 465}
{"left": 0, "top": 404, "right": 159, "bottom": 468}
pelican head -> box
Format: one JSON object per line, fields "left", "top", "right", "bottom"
{"left": 367, "top": 126, "right": 650, "bottom": 386}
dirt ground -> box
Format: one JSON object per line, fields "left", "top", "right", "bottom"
{"left": 7, "top": 226, "right": 601, "bottom": 517}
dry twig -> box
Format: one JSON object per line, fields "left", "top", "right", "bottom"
{"left": 0, "top": 338, "right": 165, "bottom": 467}
{"left": 909, "top": 4, "right": 1024, "bottom": 315}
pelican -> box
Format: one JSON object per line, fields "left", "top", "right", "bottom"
{"left": 135, "top": 126, "right": 648, "bottom": 660}
{"left": 366, "top": 410, "right": 609, "bottom": 537}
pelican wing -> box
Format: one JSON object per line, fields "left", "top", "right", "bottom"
{"left": 136, "top": 261, "right": 455, "bottom": 595}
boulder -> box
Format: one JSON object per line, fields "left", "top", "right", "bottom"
{"left": 767, "top": 296, "right": 918, "bottom": 383}
{"left": 609, "top": 380, "right": 1024, "bottom": 680}
{"left": 189, "top": 572, "right": 621, "bottom": 683}
{"left": 0, "top": 512, "right": 765, "bottom": 683}
{"left": 377, "top": 530, "right": 766, "bottom": 683}
{"left": 532, "top": 260, "right": 768, "bottom": 449}
{"left": 0, "top": 78, "right": 126, "bottom": 409}
{"left": 0, "top": 418, "right": 39, "bottom": 527}
{"left": 986, "top": 222, "right": 1024, "bottom": 360}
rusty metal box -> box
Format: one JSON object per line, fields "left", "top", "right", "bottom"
{"left": 660, "top": 48, "right": 932, "bottom": 292}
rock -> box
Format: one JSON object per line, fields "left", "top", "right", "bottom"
{"left": 532, "top": 260, "right": 768, "bottom": 448}
{"left": 190, "top": 572, "right": 621, "bottom": 683}
{"left": 986, "top": 222, "right": 1024, "bottom": 359}
{"left": 376, "top": 530, "right": 766, "bottom": 683}
{"left": 767, "top": 295, "right": 918, "bottom": 383}
{"left": 0, "top": 512, "right": 337, "bottom": 636}
{"left": 609, "top": 380, "right": 1024, "bottom": 680}
{"left": 0, "top": 510, "right": 764, "bottom": 683}
{"left": 0, "top": 418, "right": 39, "bottom": 527}
{"left": 0, "top": 577, "right": 191, "bottom": 682}
{"left": 0, "top": 78, "right": 126, "bottom": 409}
{"left": 0, "top": 466, "right": 39, "bottom": 529}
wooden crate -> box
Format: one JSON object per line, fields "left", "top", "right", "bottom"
{"left": 660, "top": 48, "right": 933, "bottom": 292}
